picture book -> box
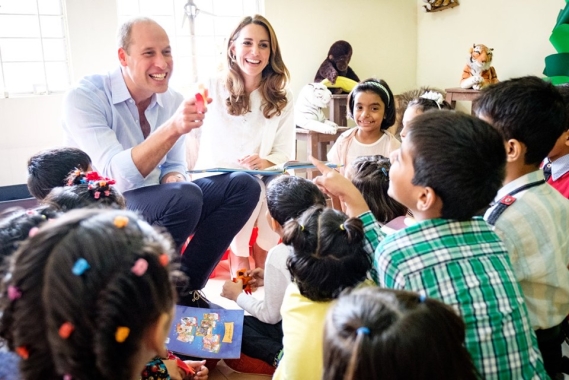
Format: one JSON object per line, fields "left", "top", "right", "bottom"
{"left": 166, "top": 305, "right": 244, "bottom": 359}
{"left": 187, "top": 161, "right": 341, "bottom": 175}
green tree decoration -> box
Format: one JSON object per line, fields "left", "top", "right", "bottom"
{"left": 544, "top": 0, "right": 569, "bottom": 84}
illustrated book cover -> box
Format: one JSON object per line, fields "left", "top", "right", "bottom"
{"left": 166, "top": 305, "right": 244, "bottom": 359}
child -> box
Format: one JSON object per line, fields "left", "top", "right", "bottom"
{"left": 473, "top": 76, "right": 569, "bottom": 379}
{"left": 543, "top": 83, "right": 569, "bottom": 198}
{"left": 27, "top": 147, "right": 92, "bottom": 200}
{"left": 273, "top": 206, "right": 373, "bottom": 380}
{"left": 327, "top": 78, "right": 399, "bottom": 173}
{"left": 311, "top": 111, "right": 547, "bottom": 379}
{"left": 42, "top": 170, "right": 126, "bottom": 211}
{"left": 400, "top": 90, "right": 452, "bottom": 140}
{"left": 323, "top": 287, "right": 479, "bottom": 380}
{"left": 220, "top": 175, "right": 326, "bottom": 369}
{"left": 0, "top": 209, "right": 207, "bottom": 380}
{"left": 346, "top": 155, "right": 407, "bottom": 226}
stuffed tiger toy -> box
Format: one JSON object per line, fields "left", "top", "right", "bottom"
{"left": 460, "top": 44, "right": 498, "bottom": 90}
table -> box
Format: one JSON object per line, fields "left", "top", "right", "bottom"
{"left": 445, "top": 87, "right": 481, "bottom": 114}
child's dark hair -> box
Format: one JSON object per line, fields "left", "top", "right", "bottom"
{"left": 407, "top": 110, "right": 506, "bottom": 220}
{"left": 42, "top": 170, "right": 125, "bottom": 211}
{"left": 27, "top": 148, "right": 92, "bottom": 200}
{"left": 407, "top": 91, "right": 452, "bottom": 113}
{"left": 348, "top": 155, "right": 407, "bottom": 224}
{"left": 323, "top": 287, "right": 479, "bottom": 380}
{"left": 556, "top": 83, "right": 569, "bottom": 131}
{"left": 347, "top": 78, "right": 396, "bottom": 129}
{"left": 0, "top": 205, "right": 59, "bottom": 264}
{"left": 473, "top": 76, "right": 567, "bottom": 166}
{"left": 266, "top": 175, "right": 327, "bottom": 226}
{"left": 282, "top": 206, "right": 372, "bottom": 302}
{"left": 0, "top": 209, "right": 179, "bottom": 379}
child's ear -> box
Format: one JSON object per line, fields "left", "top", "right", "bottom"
{"left": 266, "top": 210, "right": 282, "bottom": 234}
{"left": 145, "top": 312, "right": 171, "bottom": 358}
{"left": 564, "top": 131, "right": 569, "bottom": 147}
{"left": 416, "top": 186, "right": 442, "bottom": 216}
{"left": 505, "top": 139, "right": 525, "bottom": 163}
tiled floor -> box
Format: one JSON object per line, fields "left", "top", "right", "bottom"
{"left": 202, "top": 259, "right": 272, "bottom": 380}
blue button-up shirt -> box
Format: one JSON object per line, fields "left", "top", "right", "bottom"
{"left": 62, "top": 68, "right": 187, "bottom": 192}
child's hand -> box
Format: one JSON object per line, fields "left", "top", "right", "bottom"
{"left": 247, "top": 268, "right": 265, "bottom": 289}
{"left": 221, "top": 279, "right": 243, "bottom": 301}
{"left": 185, "top": 360, "right": 208, "bottom": 380}
{"left": 310, "top": 156, "right": 370, "bottom": 217}
{"left": 162, "top": 359, "right": 185, "bottom": 380}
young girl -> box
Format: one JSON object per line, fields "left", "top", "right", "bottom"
{"left": 346, "top": 155, "right": 407, "bottom": 226}
{"left": 0, "top": 209, "right": 207, "bottom": 380}
{"left": 193, "top": 14, "right": 294, "bottom": 275}
{"left": 273, "top": 206, "right": 373, "bottom": 380}
{"left": 327, "top": 78, "right": 399, "bottom": 173}
{"left": 41, "top": 170, "right": 125, "bottom": 211}
{"left": 323, "top": 287, "right": 479, "bottom": 380}
{"left": 400, "top": 90, "right": 452, "bottom": 140}
{"left": 220, "top": 176, "right": 327, "bottom": 372}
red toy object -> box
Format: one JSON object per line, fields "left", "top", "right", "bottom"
{"left": 233, "top": 269, "right": 252, "bottom": 295}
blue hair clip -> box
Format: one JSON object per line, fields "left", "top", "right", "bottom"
{"left": 72, "top": 258, "right": 90, "bottom": 276}
{"left": 356, "top": 327, "right": 370, "bottom": 335}
{"left": 381, "top": 167, "right": 388, "bottom": 177}
{"left": 419, "top": 294, "right": 426, "bottom": 303}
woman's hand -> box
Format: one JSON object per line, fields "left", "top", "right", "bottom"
{"left": 238, "top": 154, "right": 272, "bottom": 170}
{"left": 186, "top": 360, "right": 208, "bottom": 380}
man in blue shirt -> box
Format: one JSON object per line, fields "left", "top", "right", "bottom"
{"left": 62, "top": 17, "right": 260, "bottom": 306}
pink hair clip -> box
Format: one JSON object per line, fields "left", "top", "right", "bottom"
{"left": 15, "top": 346, "right": 29, "bottom": 360}
{"left": 131, "top": 258, "right": 148, "bottom": 276}
{"left": 7, "top": 285, "right": 22, "bottom": 301}
{"left": 28, "top": 227, "right": 39, "bottom": 238}
{"left": 63, "top": 375, "right": 72, "bottom": 380}
{"left": 58, "top": 322, "right": 75, "bottom": 339}
{"left": 94, "top": 191, "right": 101, "bottom": 199}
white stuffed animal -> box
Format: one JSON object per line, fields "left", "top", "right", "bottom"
{"left": 295, "top": 83, "right": 338, "bottom": 134}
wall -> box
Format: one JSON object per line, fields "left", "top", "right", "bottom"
{"left": 0, "top": 0, "right": 118, "bottom": 187}
{"left": 416, "top": 0, "right": 564, "bottom": 111}
{"left": 265, "top": 0, "right": 418, "bottom": 97}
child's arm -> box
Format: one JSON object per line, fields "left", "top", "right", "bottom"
{"left": 311, "top": 157, "right": 370, "bottom": 216}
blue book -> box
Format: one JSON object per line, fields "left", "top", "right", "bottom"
{"left": 187, "top": 161, "right": 341, "bottom": 175}
{"left": 166, "top": 305, "right": 244, "bottom": 359}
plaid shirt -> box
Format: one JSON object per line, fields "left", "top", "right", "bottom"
{"left": 361, "top": 211, "right": 547, "bottom": 380}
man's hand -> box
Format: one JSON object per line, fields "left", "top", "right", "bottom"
{"left": 161, "top": 172, "right": 186, "bottom": 184}
{"left": 221, "top": 279, "right": 243, "bottom": 301}
{"left": 310, "top": 156, "right": 370, "bottom": 217}
{"left": 170, "top": 96, "right": 212, "bottom": 136}
{"left": 246, "top": 268, "right": 265, "bottom": 289}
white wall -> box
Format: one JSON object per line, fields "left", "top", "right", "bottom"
{"left": 0, "top": 0, "right": 118, "bottom": 187}
{"left": 416, "top": 0, "right": 564, "bottom": 110}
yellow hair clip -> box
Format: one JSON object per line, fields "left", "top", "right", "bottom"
{"left": 299, "top": 224, "right": 304, "bottom": 231}
{"left": 113, "top": 216, "right": 129, "bottom": 228}
{"left": 115, "top": 326, "right": 130, "bottom": 343}
{"left": 339, "top": 223, "right": 345, "bottom": 231}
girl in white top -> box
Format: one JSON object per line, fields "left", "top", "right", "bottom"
{"left": 220, "top": 176, "right": 327, "bottom": 368}
{"left": 327, "top": 79, "right": 400, "bottom": 174}
{"left": 193, "top": 15, "right": 295, "bottom": 275}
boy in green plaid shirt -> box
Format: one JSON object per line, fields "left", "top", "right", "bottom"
{"left": 312, "top": 111, "right": 546, "bottom": 379}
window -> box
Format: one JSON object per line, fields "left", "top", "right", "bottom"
{"left": 0, "top": 0, "right": 70, "bottom": 97}
{"left": 117, "top": 0, "right": 262, "bottom": 92}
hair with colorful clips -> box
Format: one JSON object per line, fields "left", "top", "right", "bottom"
{"left": 0, "top": 209, "right": 180, "bottom": 380}
{"left": 42, "top": 170, "right": 125, "bottom": 211}
{"left": 347, "top": 155, "right": 407, "bottom": 224}
{"left": 282, "top": 206, "right": 372, "bottom": 302}
{"left": 323, "top": 287, "right": 479, "bottom": 380}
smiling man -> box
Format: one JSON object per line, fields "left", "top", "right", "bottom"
{"left": 62, "top": 17, "right": 260, "bottom": 306}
